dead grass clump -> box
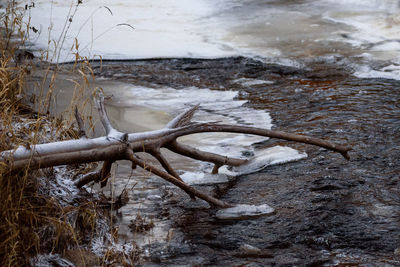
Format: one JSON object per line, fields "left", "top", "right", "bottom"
{"left": 0, "top": 3, "right": 95, "bottom": 266}
{"left": 129, "top": 214, "right": 155, "bottom": 233}
{"left": 1, "top": 2, "right": 141, "bottom": 265}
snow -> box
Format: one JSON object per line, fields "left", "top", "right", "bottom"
{"left": 20, "top": 0, "right": 235, "bottom": 62}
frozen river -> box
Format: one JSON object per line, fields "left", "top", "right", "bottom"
{"left": 24, "top": 0, "right": 400, "bottom": 79}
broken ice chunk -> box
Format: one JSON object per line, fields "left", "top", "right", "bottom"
{"left": 216, "top": 204, "right": 275, "bottom": 220}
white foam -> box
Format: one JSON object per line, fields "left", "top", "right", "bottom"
{"left": 216, "top": 204, "right": 275, "bottom": 220}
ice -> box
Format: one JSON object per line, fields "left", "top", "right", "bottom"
{"left": 15, "top": 0, "right": 400, "bottom": 70}
{"left": 181, "top": 172, "right": 229, "bottom": 185}
{"left": 354, "top": 64, "right": 400, "bottom": 80}
{"left": 20, "top": 0, "right": 235, "bottom": 62}
{"left": 109, "top": 84, "right": 308, "bottom": 182}
{"left": 321, "top": 0, "right": 400, "bottom": 59}
{"left": 117, "top": 85, "right": 273, "bottom": 129}
{"left": 233, "top": 78, "right": 274, "bottom": 87}
{"left": 180, "top": 146, "right": 307, "bottom": 186}
{"left": 216, "top": 204, "right": 275, "bottom": 220}
{"left": 219, "top": 146, "right": 307, "bottom": 177}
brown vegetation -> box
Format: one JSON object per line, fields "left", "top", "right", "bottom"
{"left": 0, "top": 3, "right": 134, "bottom": 266}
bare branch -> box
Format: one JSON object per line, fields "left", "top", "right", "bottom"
{"left": 94, "top": 92, "right": 114, "bottom": 135}
{"left": 100, "top": 160, "right": 112, "bottom": 187}
{"left": 149, "top": 149, "right": 182, "bottom": 181}
{"left": 165, "top": 123, "right": 351, "bottom": 160}
{"left": 165, "top": 104, "right": 199, "bottom": 128}
{"left": 149, "top": 149, "right": 196, "bottom": 199}
{"left": 75, "top": 171, "right": 100, "bottom": 188}
{"left": 74, "top": 160, "right": 113, "bottom": 188}
{"left": 167, "top": 141, "right": 248, "bottom": 167}
{"left": 125, "top": 149, "right": 232, "bottom": 208}
{"left": 1, "top": 102, "right": 352, "bottom": 209}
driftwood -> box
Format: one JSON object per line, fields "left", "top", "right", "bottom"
{"left": 0, "top": 94, "right": 351, "bottom": 208}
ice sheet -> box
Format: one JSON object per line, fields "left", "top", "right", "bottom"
{"left": 216, "top": 204, "right": 275, "bottom": 220}
{"left": 21, "top": 0, "right": 235, "bottom": 62}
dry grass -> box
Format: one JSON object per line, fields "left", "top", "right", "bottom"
{"left": 0, "top": 2, "right": 138, "bottom": 266}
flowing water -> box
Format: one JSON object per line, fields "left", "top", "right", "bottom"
{"left": 19, "top": 0, "right": 400, "bottom": 265}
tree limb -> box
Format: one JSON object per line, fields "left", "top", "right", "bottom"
{"left": 125, "top": 149, "right": 231, "bottom": 208}
{"left": 1, "top": 100, "right": 352, "bottom": 208}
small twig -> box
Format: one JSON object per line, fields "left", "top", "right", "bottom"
{"left": 74, "top": 160, "right": 113, "bottom": 188}
{"left": 166, "top": 104, "right": 199, "bottom": 128}
{"left": 167, "top": 141, "right": 248, "bottom": 168}
{"left": 74, "top": 106, "right": 87, "bottom": 138}
{"left": 100, "top": 160, "right": 113, "bottom": 188}
{"left": 75, "top": 171, "right": 100, "bottom": 188}
{"left": 212, "top": 164, "right": 222, "bottom": 175}
{"left": 149, "top": 149, "right": 196, "bottom": 199}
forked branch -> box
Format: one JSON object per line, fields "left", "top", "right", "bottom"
{"left": 0, "top": 94, "right": 352, "bottom": 208}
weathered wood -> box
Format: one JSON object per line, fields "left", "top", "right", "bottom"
{"left": 0, "top": 95, "right": 352, "bottom": 208}
{"left": 167, "top": 140, "right": 248, "bottom": 167}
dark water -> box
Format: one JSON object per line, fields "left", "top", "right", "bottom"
{"left": 91, "top": 57, "right": 400, "bottom": 266}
